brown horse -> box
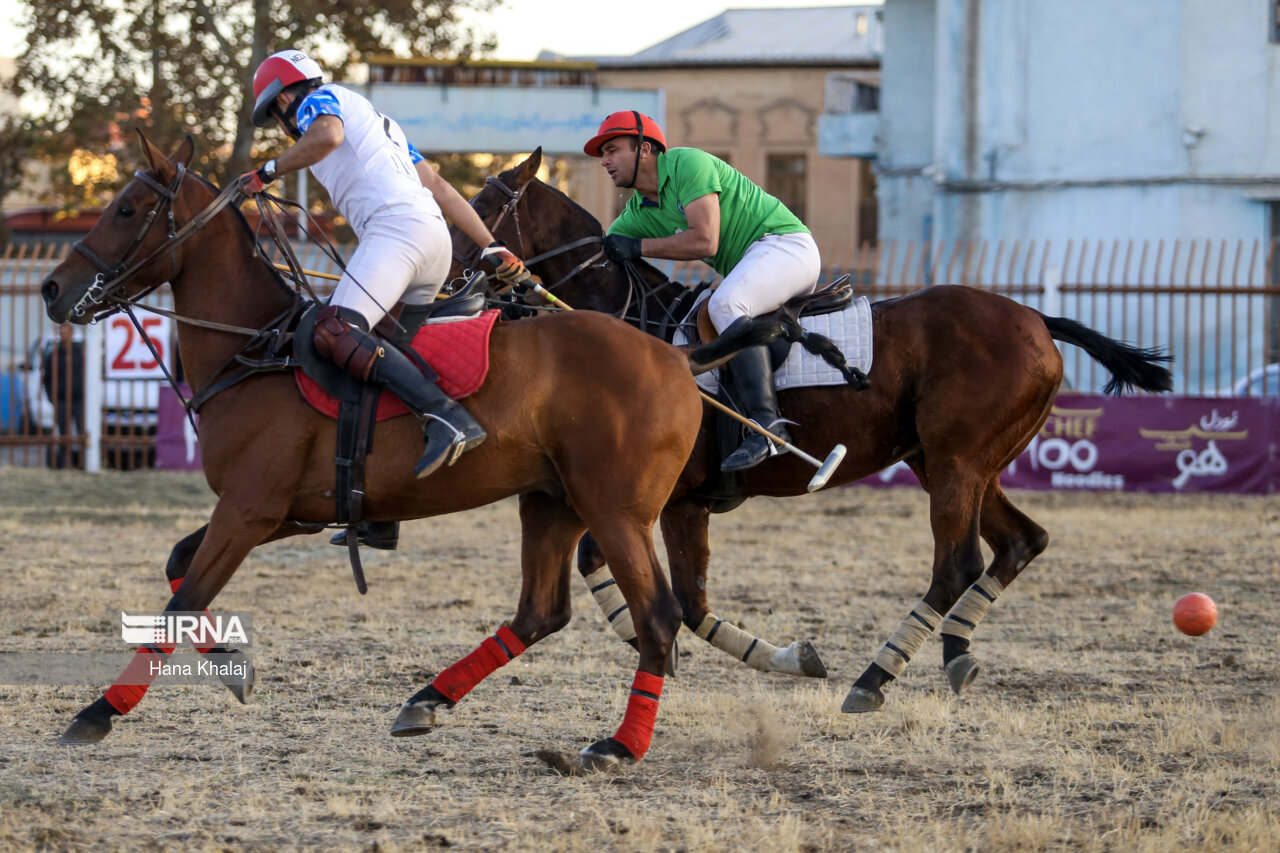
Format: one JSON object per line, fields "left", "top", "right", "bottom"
{"left": 450, "top": 149, "right": 1174, "bottom": 714}
{"left": 39, "top": 132, "right": 787, "bottom": 768}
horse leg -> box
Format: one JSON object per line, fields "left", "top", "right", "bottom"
{"left": 60, "top": 498, "right": 288, "bottom": 744}
{"left": 661, "top": 500, "right": 828, "bottom": 678}
{"left": 939, "top": 481, "right": 1049, "bottom": 695}
{"left": 577, "top": 518, "right": 682, "bottom": 770}
{"left": 577, "top": 532, "right": 638, "bottom": 646}
{"left": 161, "top": 521, "right": 317, "bottom": 704}
{"left": 843, "top": 471, "right": 986, "bottom": 713}
{"left": 392, "top": 492, "right": 582, "bottom": 737}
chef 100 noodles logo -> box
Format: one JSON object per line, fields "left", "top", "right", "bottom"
{"left": 1018, "top": 405, "right": 1123, "bottom": 490}
{"left": 121, "top": 612, "right": 250, "bottom": 647}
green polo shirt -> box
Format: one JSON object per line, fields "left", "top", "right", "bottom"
{"left": 607, "top": 148, "right": 809, "bottom": 276}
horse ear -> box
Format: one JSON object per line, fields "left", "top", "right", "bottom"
{"left": 135, "top": 127, "right": 176, "bottom": 182}
{"left": 516, "top": 147, "right": 543, "bottom": 187}
{"left": 168, "top": 135, "right": 194, "bottom": 168}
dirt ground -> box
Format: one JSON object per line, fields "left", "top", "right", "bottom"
{"left": 0, "top": 469, "right": 1277, "bottom": 852}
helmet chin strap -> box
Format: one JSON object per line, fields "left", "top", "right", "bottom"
{"left": 625, "top": 109, "right": 644, "bottom": 190}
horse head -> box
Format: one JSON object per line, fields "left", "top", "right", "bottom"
{"left": 41, "top": 130, "right": 214, "bottom": 324}
{"left": 451, "top": 149, "right": 691, "bottom": 330}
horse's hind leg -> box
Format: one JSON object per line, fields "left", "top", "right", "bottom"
{"left": 576, "top": 516, "right": 682, "bottom": 770}
{"left": 843, "top": 470, "right": 986, "bottom": 713}
{"left": 661, "top": 500, "right": 828, "bottom": 678}
{"left": 939, "top": 481, "right": 1048, "bottom": 695}
{"left": 577, "top": 532, "right": 639, "bottom": 646}
{"left": 392, "top": 491, "right": 583, "bottom": 737}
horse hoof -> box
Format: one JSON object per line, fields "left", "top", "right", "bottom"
{"left": 390, "top": 702, "right": 437, "bottom": 737}
{"left": 841, "top": 685, "right": 885, "bottom": 714}
{"left": 945, "top": 654, "right": 980, "bottom": 696}
{"left": 59, "top": 713, "right": 112, "bottom": 745}
{"left": 221, "top": 651, "right": 254, "bottom": 704}
{"left": 766, "top": 641, "right": 829, "bottom": 679}
{"left": 578, "top": 737, "right": 636, "bottom": 772}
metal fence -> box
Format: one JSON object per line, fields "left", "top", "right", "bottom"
{"left": 4, "top": 237, "right": 1278, "bottom": 469}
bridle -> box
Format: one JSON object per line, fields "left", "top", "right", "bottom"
{"left": 69, "top": 165, "right": 240, "bottom": 320}
{"left": 465, "top": 172, "right": 697, "bottom": 340}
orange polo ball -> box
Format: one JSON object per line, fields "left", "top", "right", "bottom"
{"left": 1173, "top": 593, "right": 1217, "bottom": 636}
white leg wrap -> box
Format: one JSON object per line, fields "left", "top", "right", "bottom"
{"left": 584, "top": 566, "right": 636, "bottom": 643}
{"left": 872, "top": 601, "right": 942, "bottom": 679}
{"left": 939, "top": 573, "right": 1005, "bottom": 641}
{"left": 695, "top": 613, "right": 779, "bottom": 672}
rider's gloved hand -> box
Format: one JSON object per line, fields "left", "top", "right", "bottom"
{"left": 603, "top": 234, "right": 642, "bottom": 263}
{"left": 237, "top": 161, "right": 278, "bottom": 196}
{"left": 480, "top": 241, "right": 527, "bottom": 283}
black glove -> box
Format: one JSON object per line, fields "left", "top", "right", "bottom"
{"left": 603, "top": 234, "right": 643, "bottom": 263}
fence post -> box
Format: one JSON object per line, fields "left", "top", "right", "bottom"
{"left": 1043, "top": 265, "right": 1062, "bottom": 318}
{"left": 83, "top": 320, "right": 103, "bottom": 473}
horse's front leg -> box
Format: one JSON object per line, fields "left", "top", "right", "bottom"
{"left": 60, "top": 500, "right": 288, "bottom": 745}
{"left": 661, "top": 500, "right": 828, "bottom": 679}
{"left": 392, "top": 492, "right": 582, "bottom": 737}
{"left": 160, "top": 522, "right": 317, "bottom": 704}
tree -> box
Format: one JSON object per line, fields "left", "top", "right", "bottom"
{"left": 8, "top": 0, "right": 500, "bottom": 208}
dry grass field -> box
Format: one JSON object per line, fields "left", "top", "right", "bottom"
{"left": 0, "top": 469, "right": 1277, "bottom": 852}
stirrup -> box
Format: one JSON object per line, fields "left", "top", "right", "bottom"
{"left": 413, "top": 415, "right": 487, "bottom": 479}
{"left": 720, "top": 420, "right": 788, "bottom": 472}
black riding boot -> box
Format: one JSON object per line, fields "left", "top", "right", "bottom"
{"left": 720, "top": 341, "right": 789, "bottom": 472}
{"left": 365, "top": 342, "right": 488, "bottom": 479}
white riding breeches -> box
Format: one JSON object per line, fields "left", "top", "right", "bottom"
{"left": 329, "top": 209, "right": 453, "bottom": 329}
{"left": 707, "top": 231, "right": 821, "bottom": 333}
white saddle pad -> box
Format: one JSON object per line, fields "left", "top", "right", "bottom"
{"left": 678, "top": 294, "right": 874, "bottom": 395}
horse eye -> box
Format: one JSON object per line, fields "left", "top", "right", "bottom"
{"left": 117, "top": 205, "right": 135, "bottom": 218}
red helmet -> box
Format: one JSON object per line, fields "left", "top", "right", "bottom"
{"left": 251, "top": 49, "right": 323, "bottom": 127}
{"left": 583, "top": 110, "right": 667, "bottom": 157}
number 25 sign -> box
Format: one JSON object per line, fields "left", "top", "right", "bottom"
{"left": 105, "top": 315, "right": 171, "bottom": 379}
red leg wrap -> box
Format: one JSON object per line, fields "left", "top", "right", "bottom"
{"left": 612, "top": 671, "right": 664, "bottom": 760}
{"left": 103, "top": 644, "right": 175, "bottom": 714}
{"left": 430, "top": 625, "right": 526, "bottom": 704}
{"left": 167, "top": 578, "right": 215, "bottom": 654}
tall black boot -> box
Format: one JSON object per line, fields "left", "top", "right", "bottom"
{"left": 720, "top": 341, "right": 789, "bottom": 472}
{"left": 366, "top": 344, "right": 488, "bottom": 479}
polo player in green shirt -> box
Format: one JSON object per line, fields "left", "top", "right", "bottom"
{"left": 584, "top": 110, "right": 821, "bottom": 472}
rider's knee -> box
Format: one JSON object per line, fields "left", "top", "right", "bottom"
{"left": 313, "top": 305, "right": 379, "bottom": 379}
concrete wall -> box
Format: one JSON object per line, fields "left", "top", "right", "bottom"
{"left": 877, "top": 0, "right": 1280, "bottom": 247}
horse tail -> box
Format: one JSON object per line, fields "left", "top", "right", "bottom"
{"left": 1039, "top": 314, "right": 1174, "bottom": 396}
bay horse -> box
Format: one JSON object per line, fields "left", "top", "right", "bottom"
{"left": 450, "top": 149, "right": 1174, "bottom": 714}
{"left": 39, "top": 132, "right": 788, "bottom": 769}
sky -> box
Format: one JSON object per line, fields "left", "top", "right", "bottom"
{"left": 0, "top": 0, "right": 868, "bottom": 62}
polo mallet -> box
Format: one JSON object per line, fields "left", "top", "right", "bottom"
{"left": 521, "top": 276, "right": 847, "bottom": 492}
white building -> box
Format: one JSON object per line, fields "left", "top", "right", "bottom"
{"left": 826, "top": 0, "right": 1280, "bottom": 247}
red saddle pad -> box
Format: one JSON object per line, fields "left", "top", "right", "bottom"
{"left": 296, "top": 309, "right": 500, "bottom": 421}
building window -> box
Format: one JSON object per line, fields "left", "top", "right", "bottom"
{"left": 1273, "top": 1, "right": 1280, "bottom": 42}
{"left": 856, "top": 12, "right": 868, "bottom": 36}
{"left": 766, "top": 154, "right": 807, "bottom": 222}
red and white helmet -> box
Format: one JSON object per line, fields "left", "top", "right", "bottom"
{"left": 251, "top": 49, "right": 323, "bottom": 127}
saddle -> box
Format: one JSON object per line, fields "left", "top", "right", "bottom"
{"left": 687, "top": 274, "right": 855, "bottom": 514}
{"left": 291, "top": 278, "right": 490, "bottom": 590}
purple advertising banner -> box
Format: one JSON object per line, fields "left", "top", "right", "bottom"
{"left": 861, "top": 393, "right": 1280, "bottom": 495}
{"left": 155, "top": 387, "right": 1279, "bottom": 493}
{"left": 156, "top": 385, "right": 202, "bottom": 471}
